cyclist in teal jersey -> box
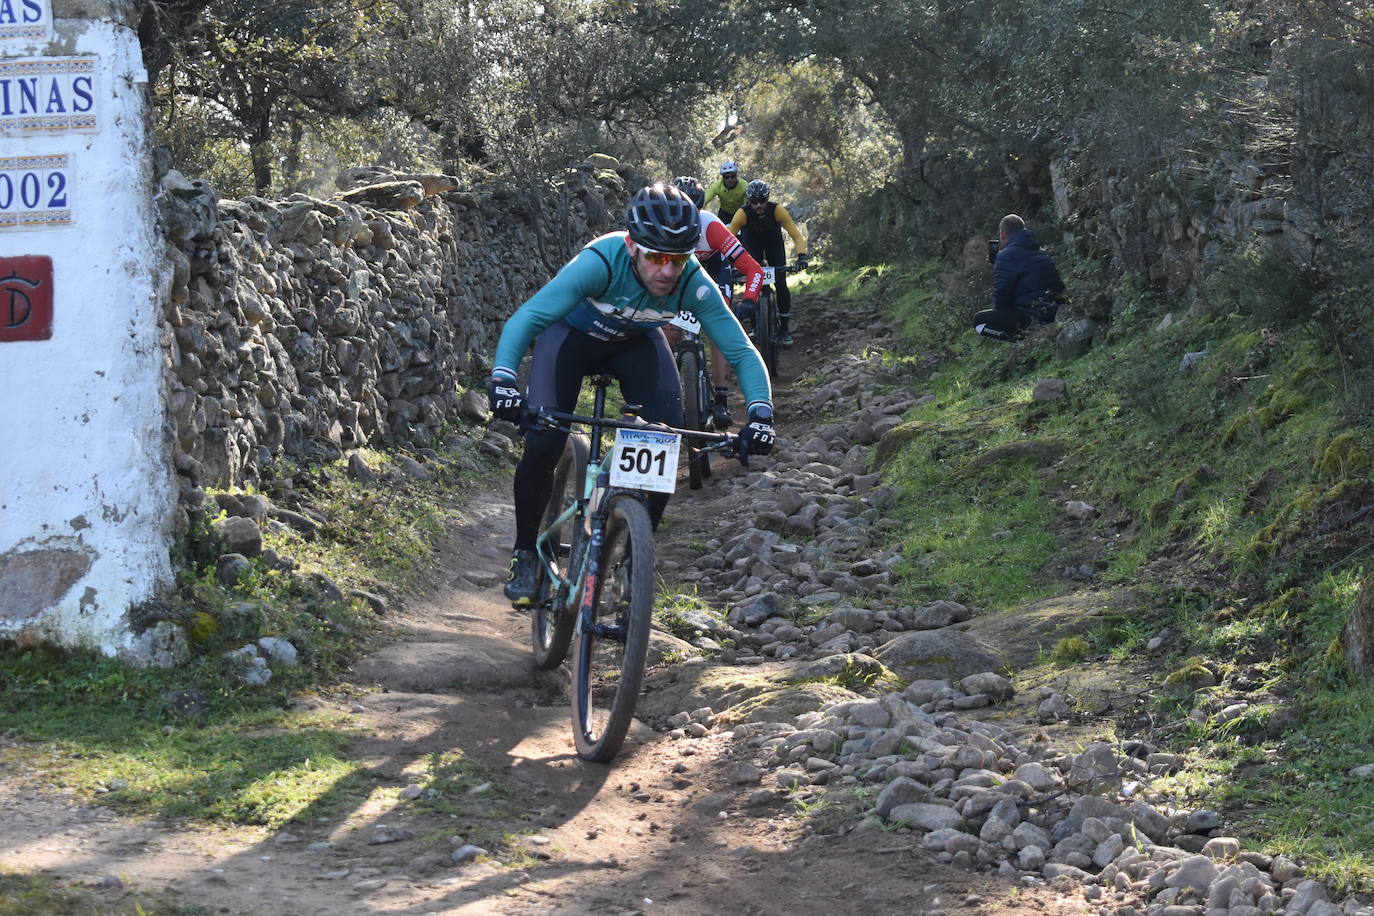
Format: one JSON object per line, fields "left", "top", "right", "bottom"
{"left": 486, "top": 184, "right": 777, "bottom": 604}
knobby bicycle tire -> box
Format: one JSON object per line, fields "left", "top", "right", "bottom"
{"left": 570, "top": 495, "right": 655, "bottom": 762}
{"left": 677, "top": 347, "right": 709, "bottom": 490}
{"left": 757, "top": 288, "right": 780, "bottom": 380}
{"left": 531, "top": 432, "right": 588, "bottom": 670}
{"left": 698, "top": 353, "right": 714, "bottom": 481}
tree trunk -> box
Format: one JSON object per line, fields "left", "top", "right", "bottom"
{"left": 281, "top": 118, "right": 304, "bottom": 193}
{"left": 249, "top": 108, "right": 274, "bottom": 193}
{"left": 1341, "top": 571, "right": 1374, "bottom": 678}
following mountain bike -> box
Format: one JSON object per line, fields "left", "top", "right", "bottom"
{"left": 667, "top": 307, "right": 720, "bottom": 490}
{"left": 735, "top": 262, "right": 800, "bottom": 381}
{"left": 522, "top": 374, "right": 745, "bottom": 762}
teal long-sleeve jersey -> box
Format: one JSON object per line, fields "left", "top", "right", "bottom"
{"left": 491, "top": 232, "right": 772, "bottom": 414}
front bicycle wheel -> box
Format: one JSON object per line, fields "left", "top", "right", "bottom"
{"left": 696, "top": 366, "right": 714, "bottom": 480}
{"left": 757, "top": 288, "right": 780, "bottom": 380}
{"left": 531, "top": 433, "right": 588, "bottom": 670}
{"left": 570, "top": 495, "right": 655, "bottom": 762}
{"left": 677, "top": 347, "right": 707, "bottom": 490}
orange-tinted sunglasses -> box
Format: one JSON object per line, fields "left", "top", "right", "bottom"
{"left": 641, "top": 250, "right": 691, "bottom": 266}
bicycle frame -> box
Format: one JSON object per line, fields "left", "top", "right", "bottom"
{"left": 528, "top": 379, "right": 737, "bottom": 628}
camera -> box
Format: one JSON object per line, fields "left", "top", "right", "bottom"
{"left": 986, "top": 238, "right": 999, "bottom": 265}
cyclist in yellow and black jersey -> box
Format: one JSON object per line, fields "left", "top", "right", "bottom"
{"left": 729, "top": 179, "right": 809, "bottom": 347}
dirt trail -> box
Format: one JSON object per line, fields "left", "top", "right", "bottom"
{"left": 1, "top": 294, "right": 1098, "bottom": 916}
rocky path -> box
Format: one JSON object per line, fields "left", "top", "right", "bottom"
{"left": 4, "top": 284, "right": 1349, "bottom": 916}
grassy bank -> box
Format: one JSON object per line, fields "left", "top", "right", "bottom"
{"left": 829, "top": 253, "right": 1374, "bottom": 890}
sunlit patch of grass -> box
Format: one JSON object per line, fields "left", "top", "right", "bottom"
{"left": 654, "top": 583, "right": 724, "bottom": 640}
{"left": 1089, "top": 615, "right": 1151, "bottom": 661}
{"left": 1050, "top": 636, "right": 1089, "bottom": 664}
{"left": 1144, "top": 683, "right": 1374, "bottom": 894}
{"left": 891, "top": 454, "right": 1058, "bottom": 608}
{"left": 1189, "top": 613, "right": 1278, "bottom": 655}
{"left": 0, "top": 442, "right": 501, "bottom": 830}
{"left": 1196, "top": 495, "right": 1241, "bottom": 550}
{"left": 0, "top": 647, "right": 369, "bottom": 828}
{"left": 414, "top": 751, "right": 515, "bottom": 811}
{"left": 0, "top": 866, "right": 213, "bottom": 915}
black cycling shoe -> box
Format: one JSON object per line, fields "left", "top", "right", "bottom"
{"left": 710, "top": 402, "right": 734, "bottom": 430}
{"left": 736, "top": 300, "right": 757, "bottom": 328}
{"left": 503, "top": 549, "right": 538, "bottom": 606}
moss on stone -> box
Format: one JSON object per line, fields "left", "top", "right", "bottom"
{"left": 1317, "top": 432, "right": 1371, "bottom": 480}
{"left": 873, "top": 420, "right": 940, "bottom": 469}
{"left": 1256, "top": 588, "right": 1306, "bottom": 621}
{"left": 187, "top": 611, "right": 219, "bottom": 644}
{"left": 1163, "top": 655, "right": 1216, "bottom": 690}
{"left": 1218, "top": 410, "right": 1262, "bottom": 447}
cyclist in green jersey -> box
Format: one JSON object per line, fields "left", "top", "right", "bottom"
{"left": 702, "top": 161, "right": 747, "bottom": 223}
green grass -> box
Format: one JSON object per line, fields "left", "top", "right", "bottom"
{"left": 0, "top": 439, "right": 498, "bottom": 828}
{"left": 0, "top": 644, "right": 369, "bottom": 827}
{"left": 653, "top": 582, "right": 725, "bottom": 640}
{"left": 850, "top": 249, "right": 1374, "bottom": 891}
{"left": 1153, "top": 685, "right": 1374, "bottom": 895}
{"left": 0, "top": 866, "right": 212, "bottom": 915}
{"left": 888, "top": 449, "right": 1058, "bottom": 607}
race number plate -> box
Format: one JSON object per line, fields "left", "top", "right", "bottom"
{"left": 762, "top": 266, "right": 775, "bottom": 283}
{"left": 611, "top": 428, "right": 681, "bottom": 494}
{"left": 668, "top": 309, "right": 701, "bottom": 334}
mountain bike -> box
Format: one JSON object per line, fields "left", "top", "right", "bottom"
{"left": 668, "top": 308, "right": 718, "bottom": 490}
{"left": 734, "top": 262, "right": 799, "bottom": 381}
{"left": 523, "top": 374, "right": 744, "bottom": 762}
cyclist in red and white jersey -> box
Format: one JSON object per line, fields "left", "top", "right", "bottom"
{"left": 667, "top": 176, "right": 764, "bottom": 428}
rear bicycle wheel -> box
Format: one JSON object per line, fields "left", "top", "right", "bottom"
{"left": 757, "top": 288, "right": 780, "bottom": 379}
{"left": 570, "top": 495, "right": 655, "bottom": 762}
{"left": 531, "top": 433, "right": 588, "bottom": 670}
{"left": 678, "top": 348, "right": 707, "bottom": 490}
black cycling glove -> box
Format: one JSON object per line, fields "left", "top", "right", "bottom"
{"left": 796, "top": 253, "right": 810, "bottom": 271}
{"left": 740, "top": 406, "right": 776, "bottom": 457}
{"left": 486, "top": 374, "right": 524, "bottom": 422}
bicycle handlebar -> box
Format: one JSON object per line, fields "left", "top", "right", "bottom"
{"left": 525, "top": 406, "right": 753, "bottom": 466}
{"left": 730, "top": 261, "right": 810, "bottom": 282}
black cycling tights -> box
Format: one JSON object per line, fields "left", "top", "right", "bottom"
{"left": 513, "top": 323, "right": 684, "bottom": 550}
{"left": 741, "top": 234, "right": 791, "bottom": 330}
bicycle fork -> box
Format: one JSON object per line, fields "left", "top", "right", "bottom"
{"left": 573, "top": 495, "right": 630, "bottom": 643}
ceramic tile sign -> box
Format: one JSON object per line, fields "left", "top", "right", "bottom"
{"left": 0, "top": 0, "right": 51, "bottom": 47}
{"left": 0, "top": 152, "right": 71, "bottom": 229}
{"left": 0, "top": 253, "right": 53, "bottom": 341}
{"left": 0, "top": 56, "right": 98, "bottom": 134}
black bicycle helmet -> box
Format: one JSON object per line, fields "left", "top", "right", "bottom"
{"left": 670, "top": 175, "right": 706, "bottom": 209}
{"left": 746, "top": 179, "right": 770, "bottom": 200}
{"left": 625, "top": 183, "right": 700, "bottom": 253}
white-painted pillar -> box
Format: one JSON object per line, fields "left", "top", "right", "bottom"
{"left": 0, "top": 0, "right": 175, "bottom": 655}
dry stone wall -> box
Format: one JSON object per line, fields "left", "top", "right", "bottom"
{"left": 155, "top": 160, "right": 637, "bottom": 509}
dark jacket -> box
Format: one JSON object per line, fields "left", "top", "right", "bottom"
{"left": 993, "top": 229, "right": 1065, "bottom": 319}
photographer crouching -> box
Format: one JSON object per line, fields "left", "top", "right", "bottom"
{"left": 974, "top": 214, "right": 1067, "bottom": 341}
